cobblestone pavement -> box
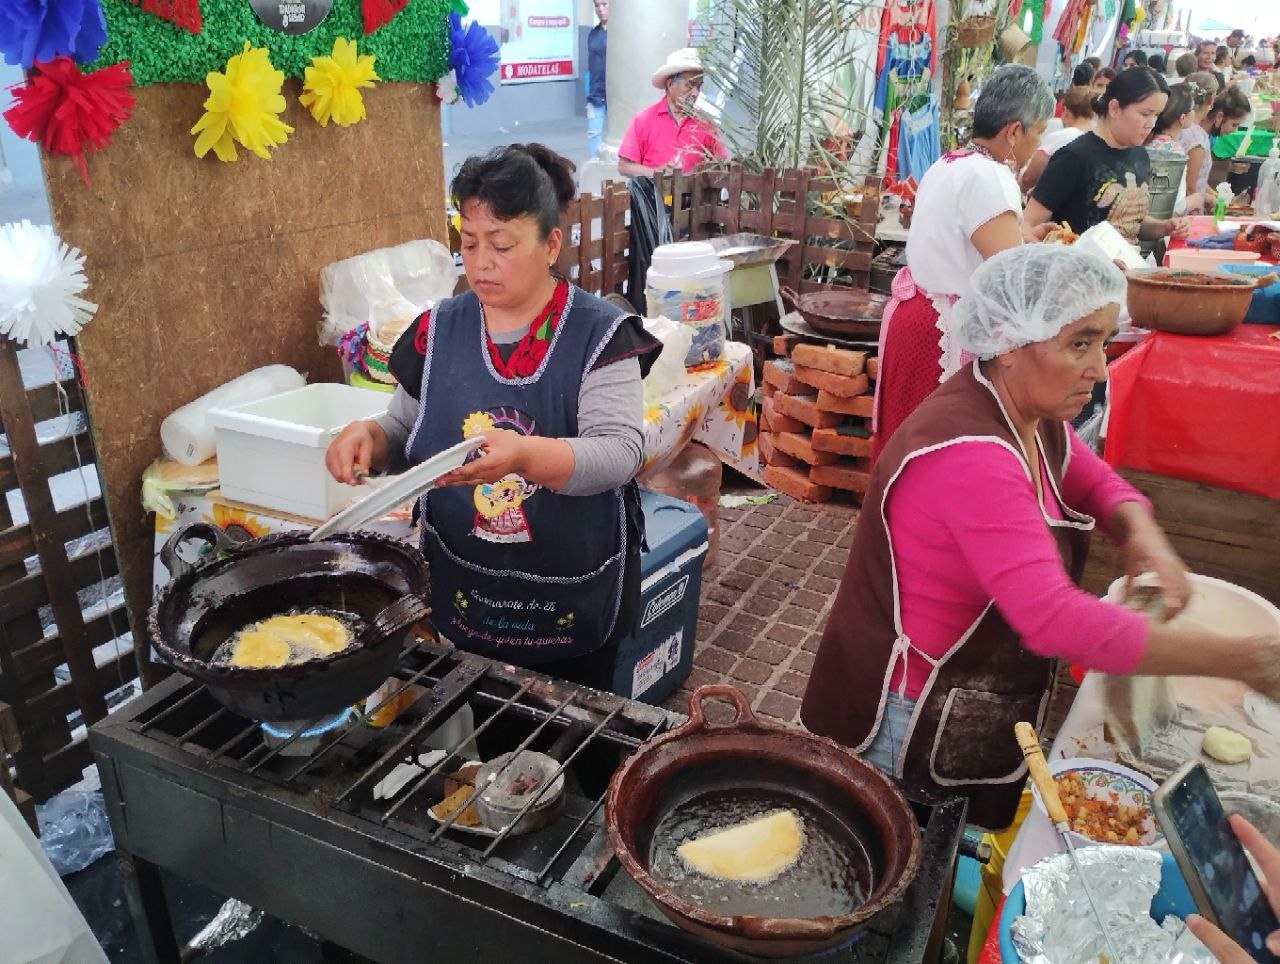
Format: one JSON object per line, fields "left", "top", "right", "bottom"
{"left": 661, "top": 494, "right": 858, "bottom": 725}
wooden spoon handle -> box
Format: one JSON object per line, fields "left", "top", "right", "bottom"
{"left": 1015, "top": 721, "right": 1068, "bottom": 826}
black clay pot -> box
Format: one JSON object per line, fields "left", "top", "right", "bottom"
{"left": 150, "top": 524, "right": 429, "bottom": 723}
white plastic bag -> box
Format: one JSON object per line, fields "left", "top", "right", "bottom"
{"left": 642, "top": 316, "right": 694, "bottom": 406}
{"left": 318, "top": 240, "right": 457, "bottom": 346}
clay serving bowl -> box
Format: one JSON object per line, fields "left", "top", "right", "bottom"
{"left": 1125, "top": 268, "right": 1258, "bottom": 336}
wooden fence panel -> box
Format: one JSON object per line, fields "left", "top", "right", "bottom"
{"left": 0, "top": 341, "right": 133, "bottom": 805}
{"left": 672, "top": 164, "right": 881, "bottom": 295}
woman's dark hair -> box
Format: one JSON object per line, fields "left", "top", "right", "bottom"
{"left": 1071, "top": 62, "right": 1096, "bottom": 87}
{"left": 1084, "top": 56, "right": 1102, "bottom": 70}
{"left": 1093, "top": 66, "right": 1169, "bottom": 118}
{"left": 1243, "top": 55, "right": 1257, "bottom": 67}
{"left": 1211, "top": 86, "right": 1252, "bottom": 121}
{"left": 450, "top": 143, "right": 577, "bottom": 239}
{"left": 1152, "top": 84, "right": 1192, "bottom": 136}
{"left": 1123, "top": 49, "right": 1148, "bottom": 67}
{"left": 1061, "top": 85, "right": 1097, "bottom": 120}
{"left": 1215, "top": 45, "right": 1229, "bottom": 66}
{"left": 1094, "top": 66, "right": 1117, "bottom": 84}
{"left": 1148, "top": 53, "right": 1167, "bottom": 74}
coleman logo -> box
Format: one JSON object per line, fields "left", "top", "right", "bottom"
{"left": 641, "top": 575, "right": 689, "bottom": 628}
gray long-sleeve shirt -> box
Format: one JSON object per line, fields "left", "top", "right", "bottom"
{"left": 372, "top": 323, "right": 644, "bottom": 497}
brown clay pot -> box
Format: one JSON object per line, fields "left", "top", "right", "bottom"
{"left": 605, "top": 685, "right": 922, "bottom": 959}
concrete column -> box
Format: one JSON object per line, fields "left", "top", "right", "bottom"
{"left": 579, "top": 0, "right": 689, "bottom": 193}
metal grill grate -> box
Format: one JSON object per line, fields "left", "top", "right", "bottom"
{"left": 129, "top": 638, "right": 676, "bottom": 887}
{"left": 92, "top": 639, "right": 967, "bottom": 963}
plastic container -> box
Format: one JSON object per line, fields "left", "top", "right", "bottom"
{"left": 1165, "top": 248, "right": 1262, "bottom": 272}
{"left": 1223, "top": 264, "right": 1280, "bottom": 323}
{"left": 210, "top": 383, "right": 390, "bottom": 520}
{"left": 997, "top": 852, "right": 1195, "bottom": 963}
{"left": 609, "top": 490, "right": 708, "bottom": 705}
{"left": 637, "top": 442, "right": 723, "bottom": 568}
{"left": 160, "top": 365, "right": 305, "bottom": 466}
{"left": 644, "top": 241, "right": 731, "bottom": 367}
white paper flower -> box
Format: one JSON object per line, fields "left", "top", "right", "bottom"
{"left": 0, "top": 221, "right": 97, "bottom": 348}
{"left": 435, "top": 69, "right": 460, "bottom": 106}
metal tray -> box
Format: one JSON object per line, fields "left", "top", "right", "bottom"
{"left": 705, "top": 233, "right": 798, "bottom": 268}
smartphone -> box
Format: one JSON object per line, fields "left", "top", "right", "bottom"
{"left": 1154, "top": 761, "right": 1280, "bottom": 962}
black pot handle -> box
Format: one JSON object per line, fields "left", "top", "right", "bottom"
{"left": 158, "top": 522, "right": 239, "bottom": 581}
{"left": 359, "top": 594, "right": 431, "bottom": 648}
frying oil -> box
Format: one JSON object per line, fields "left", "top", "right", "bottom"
{"left": 648, "top": 789, "right": 872, "bottom": 919}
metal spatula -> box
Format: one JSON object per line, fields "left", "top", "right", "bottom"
{"left": 1016, "top": 721, "right": 1124, "bottom": 964}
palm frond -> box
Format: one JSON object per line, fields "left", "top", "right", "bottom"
{"left": 701, "top": 0, "right": 879, "bottom": 183}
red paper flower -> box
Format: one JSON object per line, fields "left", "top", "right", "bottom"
{"left": 3, "top": 57, "right": 135, "bottom": 187}
{"left": 362, "top": 0, "right": 409, "bottom": 34}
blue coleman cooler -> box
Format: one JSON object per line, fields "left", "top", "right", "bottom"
{"left": 610, "top": 490, "right": 708, "bottom": 705}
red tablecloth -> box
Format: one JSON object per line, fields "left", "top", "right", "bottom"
{"left": 1105, "top": 322, "right": 1280, "bottom": 500}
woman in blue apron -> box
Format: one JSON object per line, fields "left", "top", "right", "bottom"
{"left": 326, "top": 144, "right": 659, "bottom": 689}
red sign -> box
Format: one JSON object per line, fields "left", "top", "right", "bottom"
{"left": 527, "top": 15, "right": 569, "bottom": 27}
{"left": 501, "top": 60, "right": 574, "bottom": 80}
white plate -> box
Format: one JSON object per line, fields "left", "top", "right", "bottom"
{"left": 310, "top": 436, "right": 485, "bottom": 541}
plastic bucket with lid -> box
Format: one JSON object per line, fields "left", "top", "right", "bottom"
{"left": 645, "top": 242, "right": 731, "bottom": 367}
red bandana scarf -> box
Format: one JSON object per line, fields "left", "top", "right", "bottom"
{"left": 485, "top": 278, "right": 569, "bottom": 379}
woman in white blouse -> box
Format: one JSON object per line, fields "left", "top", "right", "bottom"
{"left": 873, "top": 65, "right": 1055, "bottom": 461}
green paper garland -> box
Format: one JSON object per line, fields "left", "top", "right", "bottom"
{"left": 88, "top": 0, "right": 451, "bottom": 86}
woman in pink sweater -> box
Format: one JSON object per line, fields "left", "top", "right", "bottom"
{"left": 802, "top": 245, "right": 1280, "bottom": 830}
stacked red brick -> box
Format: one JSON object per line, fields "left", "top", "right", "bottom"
{"left": 759, "top": 344, "right": 877, "bottom": 503}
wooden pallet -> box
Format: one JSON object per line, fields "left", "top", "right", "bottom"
{"left": 0, "top": 340, "right": 134, "bottom": 802}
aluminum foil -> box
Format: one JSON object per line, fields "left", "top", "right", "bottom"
{"left": 1011, "top": 846, "right": 1213, "bottom": 964}
{"left": 186, "top": 898, "right": 264, "bottom": 951}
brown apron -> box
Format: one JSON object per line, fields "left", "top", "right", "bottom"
{"left": 800, "top": 363, "right": 1093, "bottom": 830}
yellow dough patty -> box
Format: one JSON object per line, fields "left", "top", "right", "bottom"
{"left": 230, "top": 630, "right": 293, "bottom": 668}
{"left": 677, "top": 809, "right": 805, "bottom": 882}
{"left": 257, "top": 614, "right": 350, "bottom": 655}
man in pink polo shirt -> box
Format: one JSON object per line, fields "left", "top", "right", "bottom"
{"left": 618, "top": 47, "right": 729, "bottom": 177}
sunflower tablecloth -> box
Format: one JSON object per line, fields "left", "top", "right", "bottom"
{"left": 643, "top": 340, "right": 761, "bottom": 482}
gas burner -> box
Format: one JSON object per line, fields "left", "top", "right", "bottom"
{"left": 260, "top": 708, "right": 354, "bottom": 756}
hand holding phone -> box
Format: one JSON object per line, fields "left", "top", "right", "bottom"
{"left": 1155, "top": 762, "right": 1280, "bottom": 962}
{"left": 1187, "top": 815, "right": 1280, "bottom": 962}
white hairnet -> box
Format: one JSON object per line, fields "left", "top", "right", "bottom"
{"left": 953, "top": 245, "right": 1127, "bottom": 359}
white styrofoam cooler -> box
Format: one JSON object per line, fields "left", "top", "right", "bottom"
{"left": 209, "top": 383, "right": 390, "bottom": 521}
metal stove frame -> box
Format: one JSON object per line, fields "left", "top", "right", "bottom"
{"left": 90, "top": 640, "right": 966, "bottom": 963}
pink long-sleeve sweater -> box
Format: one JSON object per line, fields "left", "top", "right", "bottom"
{"left": 885, "top": 430, "right": 1151, "bottom": 699}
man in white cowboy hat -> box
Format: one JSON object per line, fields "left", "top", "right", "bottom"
{"left": 617, "top": 47, "right": 728, "bottom": 178}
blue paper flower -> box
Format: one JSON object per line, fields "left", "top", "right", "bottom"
{"left": 447, "top": 12, "right": 500, "bottom": 109}
{"left": 0, "top": 0, "right": 107, "bottom": 69}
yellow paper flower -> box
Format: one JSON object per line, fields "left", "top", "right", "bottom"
{"left": 191, "top": 42, "right": 293, "bottom": 162}
{"left": 300, "top": 37, "right": 379, "bottom": 127}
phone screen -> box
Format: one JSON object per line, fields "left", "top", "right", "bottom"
{"left": 1164, "top": 764, "right": 1280, "bottom": 961}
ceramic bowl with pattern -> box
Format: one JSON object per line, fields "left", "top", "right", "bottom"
{"left": 1031, "top": 757, "right": 1163, "bottom": 848}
